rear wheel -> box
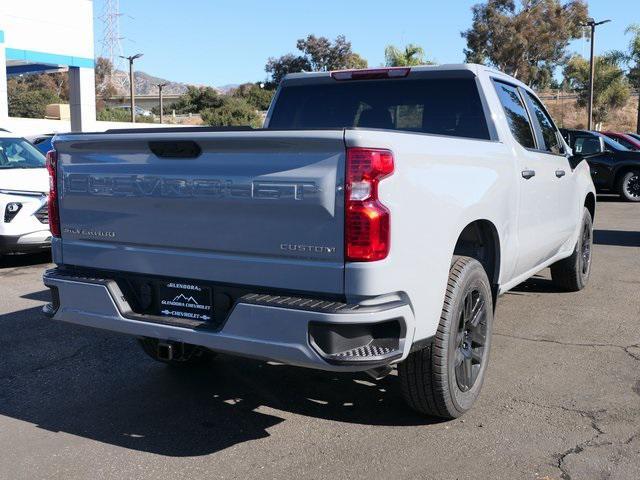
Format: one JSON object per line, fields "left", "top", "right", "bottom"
{"left": 138, "top": 337, "right": 215, "bottom": 366}
{"left": 550, "top": 207, "right": 593, "bottom": 292}
{"left": 618, "top": 170, "right": 640, "bottom": 202}
{"left": 398, "top": 256, "right": 493, "bottom": 419}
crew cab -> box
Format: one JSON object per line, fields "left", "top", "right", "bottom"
{"left": 42, "top": 65, "right": 595, "bottom": 418}
{"left": 561, "top": 128, "right": 640, "bottom": 201}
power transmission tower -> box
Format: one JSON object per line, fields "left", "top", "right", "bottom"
{"left": 99, "top": 0, "right": 127, "bottom": 91}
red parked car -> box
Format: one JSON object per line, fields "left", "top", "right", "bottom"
{"left": 602, "top": 131, "right": 640, "bottom": 151}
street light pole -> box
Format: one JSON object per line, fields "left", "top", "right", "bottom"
{"left": 156, "top": 83, "right": 167, "bottom": 124}
{"left": 580, "top": 18, "right": 611, "bottom": 131}
{"left": 120, "top": 53, "right": 144, "bottom": 123}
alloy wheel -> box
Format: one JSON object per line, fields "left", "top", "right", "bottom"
{"left": 581, "top": 221, "right": 592, "bottom": 276}
{"left": 625, "top": 174, "right": 640, "bottom": 199}
{"left": 454, "top": 288, "right": 487, "bottom": 392}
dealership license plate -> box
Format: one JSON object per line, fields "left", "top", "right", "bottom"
{"left": 157, "top": 281, "right": 213, "bottom": 321}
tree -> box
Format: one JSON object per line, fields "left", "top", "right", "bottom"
{"left": 265, "top": 54, "right": 311, "bottom": 86}
{"left": 462, "top": 0, "right": 588, "bottom": 88}
{"left": 622, "top": 24, "right": 640, "bottom": 133}
{"left": 95, "top": 57, "right": 118, "bottom": 99}
{"left": 7, "top": 78, "right": 62, "bottom": 118}
{"left": 384, "top": 44, "right": 431, "bottom": 67}
{"left": 563, "top": 54, "right": 631, "bottom": 125}
{"left": 265, "top": 34, "right": 368, "bottom": 86}
{"left": 201, "top": 96, "right": 261, "bottom": 128}
{"left": 232, "top": 83, "right": 275, "bottom": 111}
{"left": 169, "top": 86, "right": 222, "bottom": 114}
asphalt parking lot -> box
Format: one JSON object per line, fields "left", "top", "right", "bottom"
{"left": 0, "top": 197, "right": 638, "bottom": 480}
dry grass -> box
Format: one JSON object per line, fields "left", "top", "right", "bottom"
{"left": 542, "top": 93, "right": 639, "bottom": 132}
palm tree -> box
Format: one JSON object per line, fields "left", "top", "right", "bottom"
{"left": 384, "top": 44, "right": 431, "bottom": 67}
{"left": 624, "top": 24, "right": 640, "bottom": 134}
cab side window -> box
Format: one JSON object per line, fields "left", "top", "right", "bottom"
{"left": 492, "top": 80, "right": 536, "bottom": 149}
{"left": 524, "top": 92, "right": 563, "bottom": 155}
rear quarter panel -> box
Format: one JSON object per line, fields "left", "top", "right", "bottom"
{"left": 344, "top": 129, "right": 518, "bottom": 342}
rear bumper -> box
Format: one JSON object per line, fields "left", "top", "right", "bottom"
{"left": 43, "top": 270, "right": 415, "bottom": 372}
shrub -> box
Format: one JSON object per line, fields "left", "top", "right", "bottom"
{"left": 8, "top": 81, "right": 61, "bottom": 118}
{"left": 201, "top": 96, "right": 261, "bottom": 127}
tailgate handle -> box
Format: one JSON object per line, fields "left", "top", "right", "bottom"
{"left": 149, "top": 141, "right": 201, "bottom": 159}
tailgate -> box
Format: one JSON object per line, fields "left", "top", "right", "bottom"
{"left": 54, "top": 130, "right": 346, "bottom": 294}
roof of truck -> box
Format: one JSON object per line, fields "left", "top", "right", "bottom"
{"left": 282, "top": 63, "right": 530, "bottom": 91}
{"left": 283, "top": 63, "right": 483, "bottom": 80}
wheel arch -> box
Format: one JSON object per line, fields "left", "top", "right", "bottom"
{"left": 452, "top": 219, "right": 501, "bottom": 302}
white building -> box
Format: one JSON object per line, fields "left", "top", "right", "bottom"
{"left": 0, "top": 0, "right": 96, "bottom": 132}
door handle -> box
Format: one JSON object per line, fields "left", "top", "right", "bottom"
{"left": 555, "top": 170, "right": 566, "bottom": 178}
{"left": 521, "top": 170, "right": 536, "bottom": 179}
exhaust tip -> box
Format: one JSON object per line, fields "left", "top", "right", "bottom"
{"left": 42, "top": 302, "right": 57, "bottom": 318}
{"left": 42, "top": 285, "right": 60, "bottom": 318}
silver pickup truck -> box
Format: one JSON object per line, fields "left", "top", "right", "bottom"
{"left": 43, "top": 64, "right": 595, "bottom": 418}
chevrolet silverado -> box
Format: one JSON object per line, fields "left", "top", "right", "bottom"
{"left": 43, "top": 64, "right": 596, "bottom": 418}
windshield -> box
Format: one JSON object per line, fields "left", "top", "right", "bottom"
{"left": 0, "top": 138, "right": 47, "bottom": 169}
{"left": 269, "top": 77, "right": 491, "bottom": 140}
{"left": 601, "top": 134, "right": 630, "bottom": 152}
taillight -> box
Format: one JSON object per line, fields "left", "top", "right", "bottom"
{"left": 45, "top": 150, "right": 61, "bottom": 238}
{"left": 345, "top": 148, "right": 394, "bottom": 262}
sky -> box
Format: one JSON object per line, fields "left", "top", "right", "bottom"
{"left": 92, "top": 0, "right": 640, "bottom": 87}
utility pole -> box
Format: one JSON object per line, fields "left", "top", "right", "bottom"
{"left": 156, "top": 83, "right": 167, "bottom": 124}
{"left": 580, "top": 18, "right": 611, "bottom": 130}
{"left": 120, "top": 53, "right": 143, "bottom": 123}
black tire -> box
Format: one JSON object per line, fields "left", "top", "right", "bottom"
{"left": 618, "top": 170, "right": 640, "bottom": 202}
{"left": 398, "top": 256, "right": 493, "bottom": 419}
{"left": 550, "top": 207, "right": 593, "bottom": 292}
{"left": 138, "top": 337, "right": 215, "bottom": 366}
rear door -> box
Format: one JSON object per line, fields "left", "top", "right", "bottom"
{"left": 491, "top": 80, "right": 564, "bottom": 275}
{"left": 55, "top": 130, "right": 346, "bottom": 294}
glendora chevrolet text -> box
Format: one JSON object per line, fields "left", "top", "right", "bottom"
{"left": 42, "top": 64, "right": 596, "bottom": 418}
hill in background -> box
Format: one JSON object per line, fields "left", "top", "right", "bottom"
{"left": 111, "top": 69, "right": 219, "bottom": 95}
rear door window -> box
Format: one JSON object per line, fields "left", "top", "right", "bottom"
{"left": 269, "top": 77, "right": 491, "bottom": 140}
{"left": 491, "top": 80, "right": 535, "bottom": 149}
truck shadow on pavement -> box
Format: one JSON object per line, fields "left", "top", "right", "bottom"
{"left": 0, "top": 252, "right": 51, "bottom": 269}
{"left": 0, "top": 305, "right": 440, "bottom": 457}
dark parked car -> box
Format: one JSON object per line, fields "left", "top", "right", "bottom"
{"left": 561, "top": 129, "right": 640, "bottom": 202}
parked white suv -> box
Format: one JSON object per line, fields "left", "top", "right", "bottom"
{"left": 0, "top": 133, "right": 51, "bottom": 256}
